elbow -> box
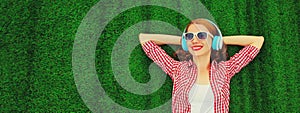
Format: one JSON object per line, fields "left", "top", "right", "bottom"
{"left": 259, "top": 36, "right": 264, "bottom": 45}
{"left": 250, "top": 36, "right": 264, "bottom": 49}
{"left": 139, "top": 33, "right": 145, "bottom": 44}
{"left": 139, "top": 33, "right": 143, "bottom": 41}
{"left": 257, "top": 36, "right": 264, "bottom": 49}
{"left": 259, "top": 36, "right": 264, "bottom": 42}
{"left": 139, "top": 33, "right": 149, "bottom": 45}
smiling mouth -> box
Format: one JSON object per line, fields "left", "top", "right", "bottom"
{"left": 192, "top": 46, "right": 203, "bottom": 51}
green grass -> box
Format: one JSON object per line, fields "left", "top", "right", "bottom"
{"left": 1, "top": 0, "right": 299, "bottom": 112}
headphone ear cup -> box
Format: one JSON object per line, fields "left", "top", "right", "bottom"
{"left": 218, "top": 36, "right": 223, "bottom": 50}
{"left": 212, "top": 36, "right": 222, "bottom": 50}
{"left": 212, "top": 36, "right": 218, "bottom": 50}
{"left": 181, "top": 35, "right": 188, "bottom": 51}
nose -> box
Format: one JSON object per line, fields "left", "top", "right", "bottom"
{"left": 191, "top": 35, "right": 202, "bottom": 44}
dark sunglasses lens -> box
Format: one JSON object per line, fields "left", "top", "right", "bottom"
{"left": 185, "top": 33, "right": 194, "bottom": 40}
{"left": 197, "top": 32, "right": 207, "bottom": 39}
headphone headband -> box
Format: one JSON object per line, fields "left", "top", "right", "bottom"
{"left": 202, "top": 19, "right": 222, "bottom": 38}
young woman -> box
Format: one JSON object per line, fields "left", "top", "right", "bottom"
{"left": 139, "top": 18, "right": 264, "bottom": 113}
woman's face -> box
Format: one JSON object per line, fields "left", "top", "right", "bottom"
{"left": 186, "top": 24, "right": 213, "bottom": 57}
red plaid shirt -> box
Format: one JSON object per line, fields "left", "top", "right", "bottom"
{"left": 142, "top": 40, "right": 260, "bottom": 113}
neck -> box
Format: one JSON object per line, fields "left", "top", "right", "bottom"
{"left": 193, "top": 53, "right": 211, "bottom": 72}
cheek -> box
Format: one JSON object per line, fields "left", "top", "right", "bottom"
{"left": 206, "top": 39, "right": 212, "bottom": 47}
{"left": 186, "top": 41, "right": 193, "bottom": 47}
{"left": 202, "top": 40, "right": 212, "bottom": 52}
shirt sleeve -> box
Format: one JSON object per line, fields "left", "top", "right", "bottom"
{"left": 142, "top": 40, "right": 180, "bottom": 81}
{"left": 225, "top": 45, "right": 260, "bottom": 79}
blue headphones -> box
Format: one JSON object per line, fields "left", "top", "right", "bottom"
{"left": 181, "top": 19, "right": 223, "bottom": 51}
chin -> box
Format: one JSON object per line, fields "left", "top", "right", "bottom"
{"left": 188, "top": 48, "right": 210, "bottom": 56}
{"left": 189, "top": 50, "right": 203, "bottom": 56}
{"left": 192, "top": 52, "right": 205, "bottom": 56}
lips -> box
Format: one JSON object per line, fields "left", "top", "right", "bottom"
{"left": 192, "top": 45, "right": 203, "bottom": 51}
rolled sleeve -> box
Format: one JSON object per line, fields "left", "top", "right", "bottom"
{"left": 225, "top": 45, "right": 260, "bottom": 79}
{"left": 142, "top": 40, "right": 179, "bottom": 80}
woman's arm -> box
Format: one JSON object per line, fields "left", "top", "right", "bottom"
{"left": 139, "top": 33, "right": 181, "bottom": 80}
{"left": 223, "top": 35, "right": 264, "bottom": 49}
{"left": 224, "top": 35, "right": 264, "bottom": 79}
{"left": 139, "top": 33, "right": 181, "bottom": 46}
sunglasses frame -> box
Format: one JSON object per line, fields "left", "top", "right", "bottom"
{"left": 183, "top": 32, "right": 214, "bottom": 40}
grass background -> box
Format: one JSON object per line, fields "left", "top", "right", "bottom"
{"left": 1, "top": 0, "right": 299, "bottom": 112}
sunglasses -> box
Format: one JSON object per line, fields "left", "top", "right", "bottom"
{"left": 183, "top": 32, "right": 213, "bottom": 40}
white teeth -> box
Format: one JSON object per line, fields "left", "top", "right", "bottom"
{"left": 192, "top": 46, "right": 202, "bottom": 50}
